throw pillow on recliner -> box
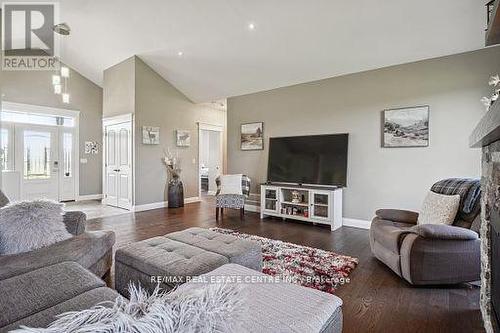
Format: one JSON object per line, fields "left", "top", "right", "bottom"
{"left": 0, "top": 200, "right": 72, "bottom": 255}
{"left": 418, "top": 191, "right": 460, "bottom": 225}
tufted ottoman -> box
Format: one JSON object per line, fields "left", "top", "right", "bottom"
{"left": 114, "top": 236, "right": 228, "bottom": 296}
{"left": 165, "top": 227, "right": 262, "bottom": 271}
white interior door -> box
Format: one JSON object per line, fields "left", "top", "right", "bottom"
{"left": 207, "top": 130, "right": 222, "bottom": 194}
{"left": 105, "top": 122, "right": 132, "bottom": 209}
{"left": 16, "top": 125, "right": 59, "bottom": 201}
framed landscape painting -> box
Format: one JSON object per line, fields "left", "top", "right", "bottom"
{"left": 382, "top": 106, "right": 429, "bottom": 148}
{"left": 241, "top": 122, "right": 264, "bottom": 150}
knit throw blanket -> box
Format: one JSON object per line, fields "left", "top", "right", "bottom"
{"left": 431, "top": 178, "right": 481, "bottom": 217}
{"left": 12, "top": 283, "right": 246, "bottom": 333}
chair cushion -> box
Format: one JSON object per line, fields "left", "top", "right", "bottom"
{"left": 2, "top": 287, "right": 119, "bottom": 332}
{"left": 165, "top": 227, "right": 262, "bottom": 271}
{"left": 0, "top": 262, "right": 105, "bottom": 329}
{"left": 417, "top": 191, "right": 460, "bottom": 225}
{"left": 216, "top": 194, "right": 245, "bottom": 208}
{"left": 0, "top": 230, "right": 115, "bottom": 281}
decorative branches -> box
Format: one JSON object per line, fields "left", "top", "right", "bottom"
{"left": 162, "top": 148, "right": 181, "bottom": 179}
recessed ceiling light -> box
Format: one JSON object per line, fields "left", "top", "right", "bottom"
{"left": 177, "top": 51, "right": 183, "bottom": 56}
{"left": 248, "top": 23, "right": 256, "bottom": 31}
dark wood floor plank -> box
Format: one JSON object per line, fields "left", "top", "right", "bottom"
{"left": 87, "top": 198, "right": 483, "bottom": 333}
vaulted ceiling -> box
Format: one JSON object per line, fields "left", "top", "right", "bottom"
{"left": 55, "top": 0, "right": 484, "bottom": 102}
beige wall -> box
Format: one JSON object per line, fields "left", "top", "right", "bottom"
{"left": 227, "top": 47, "right": 500, "bottom": 221}
{"left": 134, "top": 57, "right": 226, "bottom": 205}
{"left": 1, "top": 66, "right": 103, "bottom": 196}
{"left": 103, "top": 56, "right": 226, "bottom": 206}
{"left": 103, "top": 57, "right": 135, "bottom": 117}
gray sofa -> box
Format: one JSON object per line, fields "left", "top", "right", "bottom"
{"left": 369, "top": 179, "right": 481, "bottom": 285}
{"left": 0, "top": 193, "right": 115, "bottom": 281}
{"left": 0, "top": 192, "right": 117, "bottom": 332}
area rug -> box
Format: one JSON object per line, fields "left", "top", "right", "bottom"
{"left": 210, "top": 228, "right": 358, "bottom": 294}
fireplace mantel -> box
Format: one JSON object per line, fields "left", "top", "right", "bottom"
{"left": 470, "top": 102, "right": 500, "bottom": 148}
{"left": 471, "top": 99, "right": 500, "bottom": 333}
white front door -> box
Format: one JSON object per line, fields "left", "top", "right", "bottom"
{"left": 104, "top": 122, "right": 132, "bottom": 209}
{"left": 16, "top": 125, "right": 59, "bottom": 201}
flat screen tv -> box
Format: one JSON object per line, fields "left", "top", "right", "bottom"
{"left": 267, "top": 134, "right": 348, "bottom": 187}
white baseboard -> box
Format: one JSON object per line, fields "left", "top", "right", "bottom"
{"left": 185, "top": 197, "right": 201, "bottom": 204}
{"left": 244, "top": 204, "right": 260, "bottom": 213}
{"left": 132, "top": 197, "right": 201, "bottom": 212}
{"left": 77, "top": 194, "right": 103, "bottom": 201}
{"left": 132, "top": 201, "right": 167, "bottom": 212}
{"left": 343, "top": 218, "right": 371, "bottom": 230}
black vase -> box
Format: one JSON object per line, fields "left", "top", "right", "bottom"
{"left": 168, "top": 177, "right": 184, "bottom": 208}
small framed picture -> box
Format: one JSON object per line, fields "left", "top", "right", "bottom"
{"left": 176, "top": 130, "right": 191, "bottom": 147}
{"left": 382, "top": 106, "right": 429, "bottom": 148}
{"left": 142, "top": 126, "right": 160, "bottom": 145}
{"left": 241, "top": 122, "right": 264, "bottom": 150}
{"left": 84, "top": 141, "right": 99, "bottom": 154}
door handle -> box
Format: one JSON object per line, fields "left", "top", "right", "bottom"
{"left": 113, "top": 169, "right": 120, "bottom": 172}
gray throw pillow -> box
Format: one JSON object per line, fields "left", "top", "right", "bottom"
{"left": 0, "top": 200, "right": 72, "bottom": 255}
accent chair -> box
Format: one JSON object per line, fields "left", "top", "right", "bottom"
{"left": 215, "top": 175, "right": 251, "bottom": 220}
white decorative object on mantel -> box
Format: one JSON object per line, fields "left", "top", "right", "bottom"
{"left": 481, "top": 74, "right": 500, "bottom": 112}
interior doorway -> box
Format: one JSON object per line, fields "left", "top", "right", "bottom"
{"left": 1, "top": 102, "right": 79, "bottom": 202}
{"left": 198, "top": 123, "right": 223, "bottom": 197}
{"left": 103, "top": 115, "right": 133, "bottom": 210}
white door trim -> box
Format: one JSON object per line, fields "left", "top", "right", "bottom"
{"left": 197, "top": 122, "right": 224, "bottom": 199}
{"left": 2, "top": 101, "right": 80, "bottom": 118}
{"left": 103, "top": 113, "right": 133, "bottom": 126}
{"left": 1, "top": 101, "right": 80, "bottom": 201}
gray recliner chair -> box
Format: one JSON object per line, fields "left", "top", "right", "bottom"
{"left": 369, "top": 178, "right": 481, "bottom": 285}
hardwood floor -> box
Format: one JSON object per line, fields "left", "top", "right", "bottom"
{"left": 87, "top": 198, "right": 483, "bottom": 333}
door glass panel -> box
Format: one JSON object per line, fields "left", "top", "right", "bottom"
{"left": 107, "top": 130, "right": 116, "bottom": 165}
{"left": 119, "top": 128, "right": 128, "bottom": 166}
{"left": 314, "top": 194, "right": 328, "bottom": 205}
{"left": 313, "top": 205, "right": 328, "bottom": 218}
{"left": 1, "top": 128, "right": 10, "bottom": 171}
{"left": 63, "top": 133, "right": 72, "bottom": 177}
{"left": 24, "top": 131, "right": 51, "bottom": 179}
{"left": 265, "top": 189, "right": 277, "bottom": 199}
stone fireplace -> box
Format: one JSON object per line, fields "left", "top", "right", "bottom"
{"left": 471, "top": 102, "right": 500, "bottom": 333}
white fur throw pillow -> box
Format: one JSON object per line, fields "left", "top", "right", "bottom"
{"left": 418, "top": 191, "right": 460, "bottom": 225}
{"left": 0, "top": 200, "right": 72, "bottom": 255}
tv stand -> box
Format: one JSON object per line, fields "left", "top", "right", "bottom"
{"left": 260, "top": 184, "right": 343, "bottom": 231}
